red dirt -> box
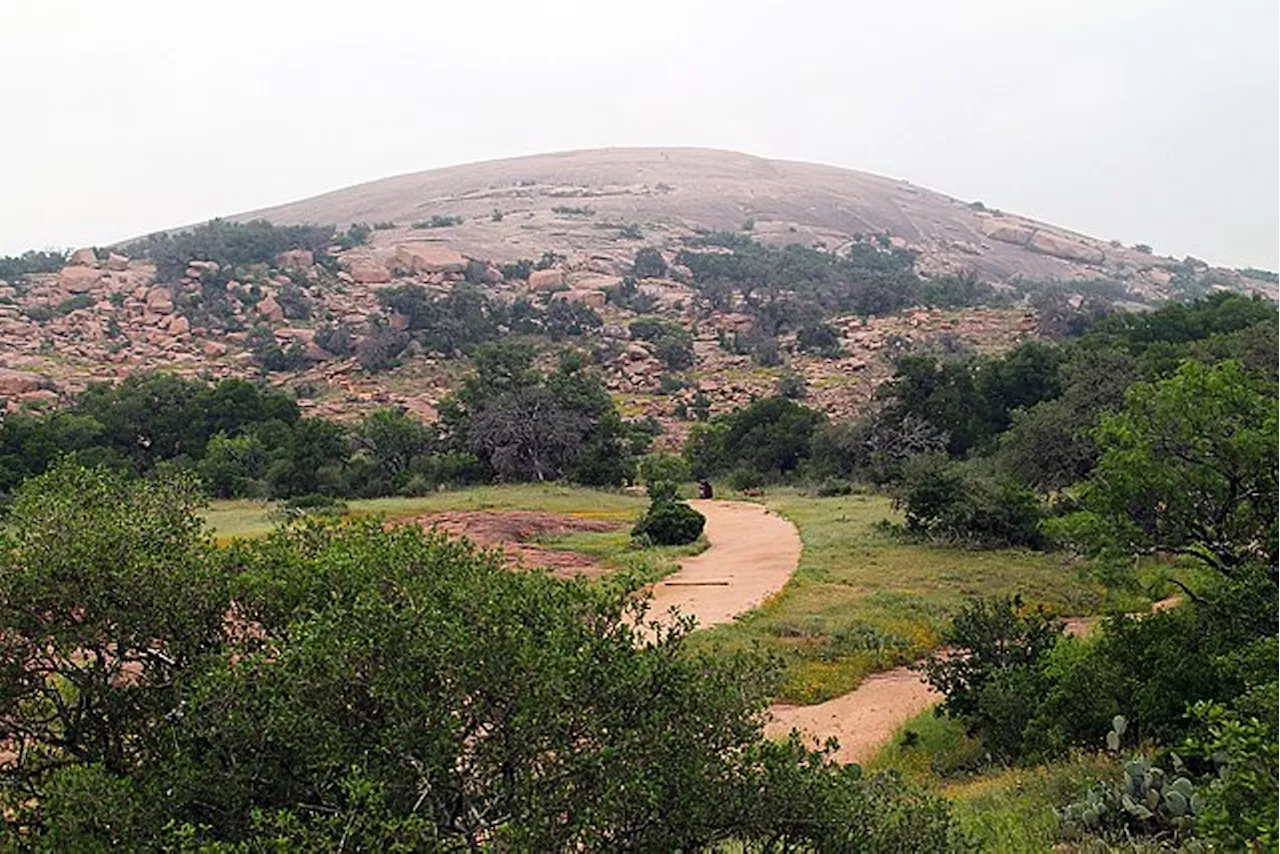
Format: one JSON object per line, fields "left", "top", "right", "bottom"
{"left": 411, "top": 511, "right": 621, "bottom": 579}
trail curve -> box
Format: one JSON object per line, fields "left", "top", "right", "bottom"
{"left": 645, "top": 499, "right": 801, "bottom": 631}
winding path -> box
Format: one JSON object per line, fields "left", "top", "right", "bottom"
{"left": 647, "top": 501, "right": 935, "bottom": 764}
{"left": 645, "top": 499, "right": 802, "bottom": 630}
{"left": 647, "top": 501, "right": 1175, "bottom": 766}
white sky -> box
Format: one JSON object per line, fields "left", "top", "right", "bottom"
{"left": 1, "top": 0, "right": 1276, "bottom": 269}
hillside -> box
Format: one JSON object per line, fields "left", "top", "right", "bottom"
{"left": 0, "top": 147, "right": 1271, "bottom": 428}
{"left": 236, "top": 147, "right": 1262, "bottom": 294}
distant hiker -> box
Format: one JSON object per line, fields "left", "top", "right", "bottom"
{"left": 698, "top": 480, "right": 713, "bottom": 499}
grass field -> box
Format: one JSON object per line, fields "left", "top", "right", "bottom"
{"left": 200, "top": 485, "right": 704, "bottom": 583}
{"left": 202, "top": 484, "right": 650, "bottom": 542}
{"left": 688, "top": 489, "right": 1153, "bottom": 703}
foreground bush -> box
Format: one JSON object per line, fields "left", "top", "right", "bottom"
{"left": 0, "top": 463, "right": 962, "bottom": 851}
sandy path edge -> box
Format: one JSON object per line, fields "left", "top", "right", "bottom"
{"left": 644, "top": 500, "right": 802, "bottom": 631}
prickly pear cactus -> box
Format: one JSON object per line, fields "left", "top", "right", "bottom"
{"left": 1056, "top": 716, "right": 1207, "bottom": 846}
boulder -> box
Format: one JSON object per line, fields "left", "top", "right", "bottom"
{"left": 1028, "top": 231, "right": 1105, "bottom": 264}
{"left": 0, "top": 368, "right": 46, "bottom": 397}
{"left": 169, "top": 315, "right": 191, "bottom": 336}
{"left": 257, "top": 296, "right": 284, "bottom": 323}
{"left": 345, "top": 257, "right": 392, "bottom": 284}
{"left": 528, "top": 268, "right": 565, "bottom": 291}
{"left": 395, "top": 243, "right": 467, "bottom": 274}
{"left": 145, "top": 287, "right": 174, "bottom": 314}
{"left": 275, "top": 249, "right": 314, "bottom": 269}
{"left": 556, "top": 289, "right": 607, "bottom": 309}
{"left": 105, "top": 252, "right": 130, "bottom": 271}
{"left": 978, "top": 217, "right": 1035, "bottom": 246}
{"left": 59, "top": 265, "right": 102, "bottom": 293}
{"left": 68, "top": 248, "right": 98, "bottom": 267}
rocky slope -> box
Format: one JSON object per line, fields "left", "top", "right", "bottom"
{"left": 0, "top": 148, "right": 1270, "bottom": 431}
{"left": 236, "top": 147, "right": 1269, "bottom": 299}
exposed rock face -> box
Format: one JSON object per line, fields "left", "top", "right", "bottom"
{"left": 394, "top": 243, "right": 467, "bottom": 274}
{"left": 1029, "top": 231, "right": 1105, "bottom": 264}
{"left": 68, "top": 248, "right": 98, "bottom": 267}
{"left": 0, "top": 368, "right": 46, "bottom": 397}
{"left": 59, "top": 266, "right": 101, "bottom": 293}
{"left": 555, "top": 289, "right": 606, "bottom": 308}
{"left": 145, "top": 287, "right": 174, "bottom": 314}
{"left": 256, "top": 296, "right": 284, "bottom": 323}
{"left": 528, "top": 268, "right": 565, "bottom": 291}
{"left": 105, "top": 252, "right": 130, "bottom": 271}
{"left": 978, "top": 217, "right": 1035, "bottom": 246}
{"left": 345, "top": 257, "right": 392, "bottom": 284}
{"left": 275, "top": 249, "right": 314, "bottom": 268}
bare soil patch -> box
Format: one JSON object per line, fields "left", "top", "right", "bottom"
{"left": 412, "top": 511, "right": 621, "bottom": 579}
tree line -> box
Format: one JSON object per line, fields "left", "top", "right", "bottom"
{"left": 0, "top": 344, "right": 655, "bottom": 500}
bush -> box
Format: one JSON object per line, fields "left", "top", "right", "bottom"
{"left": 638, "top": 453, "right": 691, "bottom": 486}
{"left": 918, "top": 596, "right": 1064, "bottom": 762}
{"left": 412, "top": 215, "right": 463, "bottom": 229}
{"left": 632, "top": 498, "right": 705, "bottom": 545}
{"left": 633, "top": 247, "right": 668, "bottom": 279}
{"left": 730, "top": 467, "right": 765, "bottom": 492}
{"left": 0, "top": 465, "right": 964, "bottom": 850}
{"left": 500, "top": 259, "right": 534, "bottom": 280}
{"left": 893, "top": 456, "right": 1045, "bottom": 548}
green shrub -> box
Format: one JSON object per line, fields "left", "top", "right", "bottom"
{"left": 632, "top": 498, "right": 705, "bottom": 545}
{"left": 412, "top": 215, "right": 463, "bottom": 229}
{"left": 54, "top": 294, "right": 94, "bottom": 315}
{"left": 633, "top": 247, "right": 668, "bottom": 279}
{"left": 730, "top": 467, "right": 765, "bottom": 492}
{"left": 893, "top": 456, "right": 1045, "bottom": 548}
{"left": 551, "top": 205, "right": 594, "bottom": 216}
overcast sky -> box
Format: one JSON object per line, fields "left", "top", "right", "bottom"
{"left": 2, "top": 0, "right": 1276, "bottom": 269}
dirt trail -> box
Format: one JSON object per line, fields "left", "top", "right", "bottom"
{"left": 767, "top": 670, "right": 941, "bottom": 765}
{"left": 645, "top": 500, "right": 802, "bottom": 630}
{"left": 764, "top": 596, "right": 1183, "bottom": 765}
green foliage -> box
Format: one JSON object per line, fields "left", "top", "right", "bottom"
{"left": 676, "top": 235, "right": 920, "bottom": 321}
{"left": 918, "top": 273, "right": 1000, "bottom": 309}
{"left": 542, "top": 298, "right": 602, "bottom": 340}
{"left": 1236, "top": 266, "right": 1279, "bottom": 283}
{"left": 128, "top": 218, "right": 334, "bottom": 281}
{"left": 54, "top": 293, "right": 94, "bottom": 315}
{"left": 500, "top": 258, "right": 534, "bottom": 280}
{"left": 1059, "top": 359, "right": 1278, "bottom": 577}
{"left": 376, "top": 284, "right": 505, "bottom": 355}
{"left": 332, "top": 221, "right": 373, "bottom": 250}
{"left": 638, "top": 453, "right": 691, "bottom": 486}
{"left": 795, "top": 322, "right": 843, "bottom": 357}
{"left": 629, "top": 316, "right": 694, "bottom": 370}
{"left": 0, "top": 467, "right": 963, "bottom": 850}
{"left": 247, "top": 325, "right": 310, "bottom": 372}
{"left": 893, "top": 455, "right": 1046, "bottom": 548}
{"left": 0, "top": 248, "right": 68, "bottom": 282}
{"left": 607, "top": 275, "right": 658, "bottom": 313}
{"left": 1057, "top": 745, "right": 1206, "bottom": 847}
{"left": 1184, "top": 696, "right": 1279, "bottom": 849}
{"left": 411, "top": 214, "right": 463, "bottom": 228}
{"left": 684, "top": 396, "right": 826, "bottom": 481}
{"left": 879, "top": 340, "right": 1066, "bottom": 457}
{"left": 633, "top": 246, "right": 668, "bottom": 278}
{"left": 632, "top": 494, "right": 705, "bottom": 545}
{"left": 439, "top": 346, "right": 638, "bottom": 486}
{"left": 918, "top": 596, "right": 1064, "bottom": 762}
{"left": 551, "top": 204, "right": 594, "bottom": 216}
